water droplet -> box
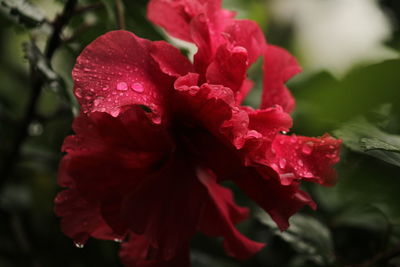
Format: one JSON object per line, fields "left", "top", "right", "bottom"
{"left": 94, "top": 97, "right": 103, "bottom": 107}
{"left": 114, "top": 238, "right": 123, "bottom": 243}
{"left": 102, "top": 85, "right": 109, "bottom": 91}
{"left": 301, "top": 144, "right": 313, "bottom": 155}
{"left": 117, "top": 82, "right": 128, "bottom": 91}
{"left": 280, "top": 131, "right": 288, "bottom": 135}
{"left": 74, "top": 241, "right": 84, "bottom": 248}
{"left": 28, "top": 121, "right": 43, "bottom": 136}
{"left": 111, "top": 109, "right": 119, "bottom": 117}
{"left": 297, "top": 159, "right": 304, "bottom": 167}
{"left": 279, "top": 158, "right": 287, "bottom": 169}
{"left": 75, "top": 88, "right": 83, "bottom": 98}
{"left": 280, "top": 173, "right": 295, "bottom": 185}
{"left": 131, "top": 82, "right": 144, "bottom": 93}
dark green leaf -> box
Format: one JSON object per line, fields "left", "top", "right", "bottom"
{"left": 334, "top": 116, "right": 400, "bottom": 167}
{"left": 257, "top": 211, "right": 334, "bottom": 265}
{"left": 292, "top": 60, "right": 400, "bottom": 133}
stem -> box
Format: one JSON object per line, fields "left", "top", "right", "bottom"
{"left": 115, "top": 0, "right": 125, "bottom": 30}
{"left": 356, "top": 242, "right": 400, "bottom": 267}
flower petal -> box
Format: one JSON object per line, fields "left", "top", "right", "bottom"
{"left": 150, "top": 41, "right": 194, "bottom": 77}
{"left": 197, "top": 168, "right": 264, "bottom": 259}
{"left": 270, "top": 134, "right": 342, "bottom": 186}
{"left": 206, "top": 44, "right": 248, "bottom": 95}
{"left": 223, "top": 20, "right": 266, "bottom": 65}
{"left": 261, "top": 45, "right": 301, "bottom": 113}
{"left": 119, "top": 233, "right": 190, "bottom": 267}
{"left": 54, "top": 189, "right": 122, "bottom": 246}
{"left": 72, "top": 30, "right": 176, "bottom": 121}
{"left": 120, "top": 154, "right": 207, "bottom": 260}
{"left": 235, "top": 170, "right": 316, "bottom": 231}
{"left": 58, "top": 106, "right": 172, "bottom": 238}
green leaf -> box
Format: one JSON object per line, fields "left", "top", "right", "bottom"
{"left": 292, "top": 60, "right": 400, "bottom": 133}
{"left": 0, "top": 0, "right": 45, "bottom": 28}
{"left": 334, "top": 116, "right": 400, "bottom": 167}
{"left": 257, "top": 211, "right": 334, "bottom": 265}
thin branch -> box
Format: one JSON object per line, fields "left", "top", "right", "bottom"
{"left": 115, "top": 0, "right": 125, "bottom": 30}
{"left": 355, "top": 242, "right": 400, "bottom": 267}
{"left": 74, "top": 2, "right": 104, "bottom": 15}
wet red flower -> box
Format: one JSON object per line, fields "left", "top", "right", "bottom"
{"left": 55, "top": 0, "right": 341, "bottom": 266}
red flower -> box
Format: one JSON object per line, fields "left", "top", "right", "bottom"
{"left": 55, "top": 0, "right": 341, "bottom": 266}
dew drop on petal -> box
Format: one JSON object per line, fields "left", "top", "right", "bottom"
{"left": 75, "top": 88, "right": 83, "bottom": 98}
{"left": 280, "top": 173, "right": 295, "bottom": 185}
{"left": 102, "top": 85, "right": 109, "bottom": 91}
{"left": 94, "top": 97, "right": 103, "bottom": 107}
{"left": 111, "top": 109, "right": 119, "bottom": 117}
{"left": 302, "top": 144, "right": 313, "bottom": 155}
{"left": 279, "top": 158, "right": 287, "bottom": 169}
{"left": 114, "top": 238, "right": 123, "bottom": 243}
{"left": 117, "top": 82, "right": 128, "bottom": 91}
{"left": 298, "top": 159, "right": 304, "bottom": 167}
{"left": 131, "top": 82, "right": 144, "bottom": 93}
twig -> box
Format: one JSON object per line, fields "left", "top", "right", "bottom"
{"left": 74, "top": 2, "right": 104, "bottom": 15}
{"left": 355, "top": 242, "right": 400, "bottom": 267}
{"left": 115, "top": 0, "right": 125, "bottom": 30}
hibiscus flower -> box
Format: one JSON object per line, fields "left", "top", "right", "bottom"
{"left": 55, "top": 0, "right": 341, "bottom": 266}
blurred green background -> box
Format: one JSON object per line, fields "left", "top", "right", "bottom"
{"left": 0, "top": 0, "right": 400, "bottom": 266}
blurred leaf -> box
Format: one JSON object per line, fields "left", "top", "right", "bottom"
{"left": 98, "top": 0, "right": 116, "bottom": 28}
{"left": 257, "top": 211, "right": 334, "bottom": 265}
{"left": 334, "top": 116, "right": 400, "bottom": 167}
{"left": 293, "top": 60, "right": 400, "bottom": 133}
{"left": 0, "top": 0, "right": 45, "bottom": 28}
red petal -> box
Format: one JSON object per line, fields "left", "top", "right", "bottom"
{"left": 261, "top": 45, "right": 301, "bottom": 113}
{"left": 54, "top": 189, "right": 122, "bottom": 245}
{"left": 119, "top": 233, "right": 190, "bottom": 267}
{"left": 197, "top": 168, "right": 264, "bottom": 259}
{"left": 72, "top": 30, "right": 176, "bottom": 121}
{"left": 150, "top": 41, "right": 194, "bottom": 77}
{"left": 270, "top": 134, "right": 342, "bottom": 186}
{"left": 223, "top": 20, "right": 266, "bottom": 65}
{"left": 120, "top": 154, "right": 207, "bottom": 260}
{"left": 206, "top": 44, "right": 248, "bottom": 94}
{"left": 59, "top": 106, "right": 172, "bottom": 210}
{"left": 235, "top": 170, "right": 316, "bottom": 231}
{"left": 147, "top": 0, "right": 195, "bottom": 42}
